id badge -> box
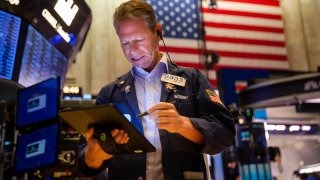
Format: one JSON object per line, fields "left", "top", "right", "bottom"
{"left": 161, "top": 73, "right": 186, "bottom": 87}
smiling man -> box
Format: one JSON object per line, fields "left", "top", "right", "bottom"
{"left": 78, "top": 0, "right": 235, "bottom": 179}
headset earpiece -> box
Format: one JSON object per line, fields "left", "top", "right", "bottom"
{"left": 156, "top": 30, "right": 163, "bottom": 40}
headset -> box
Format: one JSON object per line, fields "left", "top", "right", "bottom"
{"left": 156, "top": 29, "right": 163, "bottom": 40}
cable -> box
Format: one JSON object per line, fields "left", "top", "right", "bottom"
{"left": 160, "top": 38, "right": 182, "bottom": 75}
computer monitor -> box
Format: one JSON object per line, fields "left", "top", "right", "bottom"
{"left": 18, "top": 24, "right": 68, "bottom": 88}
{"left": 16, "top": 77, "right": 60, "bottom": 129}
{"left": 0, "top": 10, "right": 21, "bottom": 80}
{"left": 14, "top": 123, "right": 59, "bottom": 174}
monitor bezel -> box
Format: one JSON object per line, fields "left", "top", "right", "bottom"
{"left": 13, "top": 123, "right": 60, "bottom": 174}
{"left": 16, "top": 76, "right": 60, "bottom": 130}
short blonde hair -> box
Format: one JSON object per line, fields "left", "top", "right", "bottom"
{"left": 113, "top": 0, "right": 157, "bottom": 32}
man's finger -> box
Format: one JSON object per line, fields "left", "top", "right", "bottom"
{"left": 85, "top": 127, "right": 94, "bottom": 141}
{"left": 148, "top": 102, "right": 176, "bottom": 114}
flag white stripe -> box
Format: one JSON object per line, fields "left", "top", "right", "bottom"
{"left": 163, "top": 38, "right": 198, "bottom": 48}
{"left": 206, "top": 42, "right": 287, "bottom": 55}
{"left": 163, "top": 38, "right": 287, "bottom": 55}
{"left": 204, "top": 13, "right": 284, "bottom": 28}
{"left": 219, "top": 57, "right": 289, "bottom": 69}
{"left": 205, "top": 27, "right": 285, "bottom": 41}
{"left": 208, "top": 70, "right": 217, "bottom": 80}
{"left": 203, "top": 1, "right": 282, "bottom": 15}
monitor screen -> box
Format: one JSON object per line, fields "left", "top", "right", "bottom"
{"left": 17, "top": 77, "right": 60, "bottom": 129}
{"left": 18, "top": 24, "right": 68, "bottom": 88}
{"left": 0, "top": 10, "right": 21, "bottom": 80}
{"left": 14, "top": 123, "right": 59, "bottom": 174}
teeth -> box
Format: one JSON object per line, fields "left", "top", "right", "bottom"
{"left": 132, "top": 57, "right": 142, "bottom": 60}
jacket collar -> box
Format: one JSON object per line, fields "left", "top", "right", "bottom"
{"left": 115, "top": 73, "right": 144, "bottom": 133}
{"left": 115, "top": 61, "right": 185, "bottom": 113}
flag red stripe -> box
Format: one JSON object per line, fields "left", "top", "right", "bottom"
{"left": 202, "top": 9, "right": 282, "bottom": 20}
{"left": 159, "top": 46, "right": 201, "bottom": 54}
{"left": 175, "top": 62, "right": 288, "bottom": 71}
{"left": 204, "top": 22, "right": 284, "bottom": 33}
{"left": 214, "top": 50, "right": 287, "bottom": 61}
{"left": 213, "top": 64, "right": 288, "bottom": 70}
{"left": 205, "top": 36, "right": 286, "bottom": 47}
{"left": 176, "top": 62, "right": 204, "bottom": 69}
{"left": 220, "top": 0, "right": 280, "bottom": 7}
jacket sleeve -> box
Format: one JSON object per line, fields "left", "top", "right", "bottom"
{"left": 188, "top": 68, "right": 236, "bottom": 155}
{"left": 78, "top": 85, "right": 111, "bottom": 176}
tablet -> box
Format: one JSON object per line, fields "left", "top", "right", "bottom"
{"left": 58, "top": 104, "right": 155, "bottom": 155}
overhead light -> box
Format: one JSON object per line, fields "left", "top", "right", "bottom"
{"left": 301, "top": 125, "right": 311, "bottom": 131}
{"left": 275, "top": 125, "right": 286, "bottom": 131}
{"left": 289, "top": 125, "right": 300, "bottom": 132}
{"left": 305, "top": 98, "right": 320, "bottom": 103}
{"left": 298, "top": 164, "right": 320, "bottom": 174}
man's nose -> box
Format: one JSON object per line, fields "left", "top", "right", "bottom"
{"left": 129, "top": 42, "right": 139, "bottom": 51}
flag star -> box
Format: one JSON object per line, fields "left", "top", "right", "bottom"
{"left": 182, "top": 22, "right": 187, "bottom": 27}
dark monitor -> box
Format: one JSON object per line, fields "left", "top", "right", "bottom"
{"left": 18, "top": 24, "right": 68, "bottom": 88}
{"left": 14, "top": 123, "right": 59, "bottom": 174}
{"left": 0, "top": 10, "right": 21, "bottom": 80}
{"left": 16, "top": 77, "right": 60, "bottom": 129}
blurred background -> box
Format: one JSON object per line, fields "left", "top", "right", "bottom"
{"left": 1, "top": 0, "right": 319, "bottom": 179}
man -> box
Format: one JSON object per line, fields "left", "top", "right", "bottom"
{"left": 78, "top": 0, "right": 235, "bottom": 179}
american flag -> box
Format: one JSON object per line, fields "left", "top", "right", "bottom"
{"left": 145, "top": 0, "right": 289, "bottom": 87}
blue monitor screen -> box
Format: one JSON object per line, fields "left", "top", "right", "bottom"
{"left": 18, "top": 24, "right": 68, "bottom": 88}
{"left": 17, "top": 77, "right": 59, "bottom": 129}
{"left": 0, "top": 10, "right": 21, "bottom": 80}
{"left": 14, "top": 123, "right": 59, "bottom": 173}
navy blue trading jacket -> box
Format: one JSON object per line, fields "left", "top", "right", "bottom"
{"left": 78, "top": 63, "right": 235, "bottom": 180}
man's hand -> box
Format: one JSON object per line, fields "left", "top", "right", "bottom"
{"left": 84, "top": 128, "right": 129, "bottom": 169}
{"left": 148, "top": 102, "right": 203, "bottom": 144}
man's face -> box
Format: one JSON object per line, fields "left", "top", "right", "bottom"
{"left": 115, "top": 19, "right": 160, "bottom": 72}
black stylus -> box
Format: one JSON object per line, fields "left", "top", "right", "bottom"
{"left": 136, "top": 101, "right": 176, "bottom": 118}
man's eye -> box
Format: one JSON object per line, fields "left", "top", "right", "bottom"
{"left": 136, "top": 39, "right": 144, "bottom": 43}
{"left": 122, "top": 42, "right": 129, "bottom": 46}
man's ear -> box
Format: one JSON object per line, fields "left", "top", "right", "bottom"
{"left": 156, "top": 23, "right": 163, "bottom": 40}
